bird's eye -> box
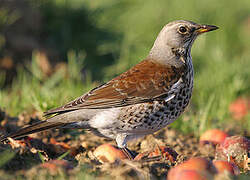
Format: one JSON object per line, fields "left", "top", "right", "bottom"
{"left": 179, "top": 26, "right": 187, "bottom": 34}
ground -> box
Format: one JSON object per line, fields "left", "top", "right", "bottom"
{"left": 0, "top": 109, "right": 248, "bottom": 179}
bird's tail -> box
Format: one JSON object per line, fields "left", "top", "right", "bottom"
{"left": 0, "top": 120, "right": 65, "bottom": 142}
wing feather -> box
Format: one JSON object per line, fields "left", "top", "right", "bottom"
{"left": 44, "top": 59, "right": 185, "bottom": 116}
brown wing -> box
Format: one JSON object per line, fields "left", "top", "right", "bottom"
{"left": 44, "top": 59, "right": 185, "bottom": 116}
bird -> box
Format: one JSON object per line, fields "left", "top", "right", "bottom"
{"left": 1, "top": 20, "right": 218, "bottom": 159}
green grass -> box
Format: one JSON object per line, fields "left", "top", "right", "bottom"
{"left": 1, "top": 0, "right": 249, "bottom": 134}
{"left": 1, "top": 51, "right": 93, "bottom": 116}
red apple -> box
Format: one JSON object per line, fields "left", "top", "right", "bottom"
{"left": 215, "top": 135, "right": 249, "bottom": 170}
{"left": 167, "top": 157, "right": 216, "bottom": 180}
{"left": 93, "top": 144, "right": 128, "bottom": 163}
{"left": 40, "top": 160, "right": 73, "bottom": 174}
{"left": 213, "top": 160, "right": 239, "bottom": 175}
{"left": 179, "top": 158, "right": 216, "bottom": 173}
{"left": 229, "top": 97, "right": 249, "bottom": 120}
{"left": 169, "top": 170, "right": 208, "bottom": 180}
{"left": 200, "top": 129, "right": 228, "bottom": 145}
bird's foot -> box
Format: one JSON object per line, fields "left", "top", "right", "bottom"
{"left": 134, "top": 146, "right": 178, "bottom": 163}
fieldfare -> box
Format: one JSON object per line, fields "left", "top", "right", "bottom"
{"left": 1, "top": 20, "right": 218, "bottom": 158}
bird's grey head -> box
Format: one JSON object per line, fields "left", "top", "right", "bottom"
{"left": 148, "top": 20, "right": 218, "bottom": 65}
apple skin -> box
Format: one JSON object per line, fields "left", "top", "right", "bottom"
{"left": 93, "top": 144, "right": 128, "bottom": 163}
{"left": 170, "top": 170, "right": 208, "bottom": 180}
{"left": 215, "top": 135, "right": 249, "bottom": 170}
{"left": 229, "top": 97, "right": 249, "bottom": 120}
{"left": 213, "top": 160, "right": 240, "bottom": 175}
{"left": 200, "top": 129, "right": 228, "bottom": 146}
{"left": 167, "top": 157, "right": 216, "bottom": 180}
{"left": 40, "top": 160, "right": 73, "bottom": 174}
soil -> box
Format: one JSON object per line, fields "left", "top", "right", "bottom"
{"left": 0, "top": 109, "right": 248, "bottom": 179}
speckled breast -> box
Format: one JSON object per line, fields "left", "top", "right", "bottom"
{"left": 117, "top": 64, "right": 194, "bottom": 134}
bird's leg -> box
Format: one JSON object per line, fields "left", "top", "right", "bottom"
{"left": 121, "top": 147, "right": 136, "bottom": 160}
{"left": 116, "top": 134, "right": 135, "bottom": 160}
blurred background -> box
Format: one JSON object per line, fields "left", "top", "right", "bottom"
{"left": 0, "top": 0, "right": 249, "bottom": 134}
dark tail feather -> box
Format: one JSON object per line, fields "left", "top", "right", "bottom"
{"left": 0, "top": 121, "right": 64, "bottom": 142}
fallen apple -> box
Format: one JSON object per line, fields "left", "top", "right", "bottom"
{"left": 215, "top": 135, "right": 249, "bottom": 170}
{"left": 93, "top": 144, "right": 128, "bottom": 163}
{"left": 167, "top": 157, "right": 216, "bottom": 180}
{"left": 200, "top": 129, "right": 228, "bottom": 146}
{"left": 169, "top": 170, "right": 209, "bottom": 180}
{"left": 213, "top": 160, "right": 239, "bottom": 175}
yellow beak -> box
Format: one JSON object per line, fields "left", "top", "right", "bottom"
{"left": 196, "top": 25, "right": 219, "bottom": 34}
